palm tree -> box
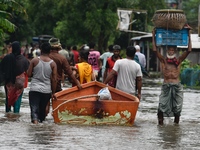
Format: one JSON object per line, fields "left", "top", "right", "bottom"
{"left": 0, "top": 10, "right": 15, "bottom": 35}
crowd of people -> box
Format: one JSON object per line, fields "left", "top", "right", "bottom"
{"left": 0, "top": 30, "right": 192, "bottom": 125}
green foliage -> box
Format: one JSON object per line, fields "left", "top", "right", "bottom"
{"left": 0, "top": 0, "right": 28, "bottom": 44}
{"left": 26, "top": 0, "right": 58, "bottom": 36}
{"left": 1, "top": 0, "right": 198, "bottom": 53}
{"left": 0, "top": 9, "right": 15, "bottom": 38}
{"left": 192, "top": 64, "right": 200, "bottom": 70}
{"left": 182, "top": 0, "right": 199, "bottom": 33}
{"left": 119, "top": 49, "right": 126, "bottom": 58}
{"left": 52, "top": 0, "right": 125, "bottom": 52}
{"left": 180, "top": 59, "right": 191, "bottom": 73}
{"left": 136, "top": 0, "right": 166, "bottom": 25}
{"left": 181, "top": 59, "right": 200, "bottom": 73}
{"left": 0, "top": 15, "right": 15, "bottom": 32}
{"left": 180, "top": 59, "right": 200, "bottom": 87}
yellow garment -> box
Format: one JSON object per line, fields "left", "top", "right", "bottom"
{"left": 76, "top": 62, "right": 93, "bottom": 84}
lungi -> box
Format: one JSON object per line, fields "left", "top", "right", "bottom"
{"left": 158, "top": 83, "right": 183, "bottom": 117}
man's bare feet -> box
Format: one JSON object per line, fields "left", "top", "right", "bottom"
{"left": 33, "top": 120, "right": 38, "bottom": 124}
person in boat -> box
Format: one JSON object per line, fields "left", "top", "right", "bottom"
{"left": 0, "top": 41, "right": 30, "bottom": 113}
{"left": 103, "top": 46, "right": 142, "bottom": 100}
{"left": 27, "top": 42, "right": 57, "bottom": 124}
{"left": 152, "top": 28, "right": 192, "bottom": 125}
{"left": 103, "top": 45, "right": 122, "bottom": 87}
{"left": 72, "top": 49, "right": 95, "bottom": 85}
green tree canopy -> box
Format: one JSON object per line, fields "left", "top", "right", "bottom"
{"left": 0, "top": 0, "right": 28, "bottom": 44}
{"left": 182, "top": 0, "right": 199, "bottom": 33}
{"left": 2, "top": 0, "right": 198, "bottom": 51}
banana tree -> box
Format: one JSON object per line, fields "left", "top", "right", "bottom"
{"left": 0, "top": 10, "right": 15, "bottom": 34}
{"left": 0, "top": 0, "right": 27, "bottom": 39}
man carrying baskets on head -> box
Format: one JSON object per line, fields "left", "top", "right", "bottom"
{"left": 152, "top": 28, "right": 192, "bottom": 125}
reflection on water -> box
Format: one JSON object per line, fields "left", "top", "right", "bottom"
{"left": 0, "top": 80, "right": 200, "bottom": 149}
{"left": 158, "top": 125, "right": 182, "bottom": 149}
{"left": 0, "top": 113, "right": 21, "bottom": 123}
{"left": 28, "top": 124, "right": 57, "bottom": 146}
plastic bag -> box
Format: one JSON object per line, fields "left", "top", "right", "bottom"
{"left": 97, "top": 87, "right": 112, "bottom": 100}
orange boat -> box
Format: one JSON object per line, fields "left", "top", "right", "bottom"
{"left": 52, "top": 81, "right": 140, "bottom": 126}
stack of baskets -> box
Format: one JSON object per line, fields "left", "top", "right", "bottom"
{"left": 152, "top": 9, "right": 189, "bottom": 46}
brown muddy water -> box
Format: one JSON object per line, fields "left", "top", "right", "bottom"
{"left": 0, "top": 79, "right": 200, "bottom": 150}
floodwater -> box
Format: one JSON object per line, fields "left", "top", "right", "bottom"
{"left": 0, "top": 79, "right": 200, "bottom": 150}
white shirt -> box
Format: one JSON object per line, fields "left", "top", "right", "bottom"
{"left": 135, "top": 52, "right": 146, "bottom": 68}
{"left": 113, "top": 58, "right": 142, "bottom": 95}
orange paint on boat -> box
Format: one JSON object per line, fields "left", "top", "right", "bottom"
{"left": 52, "top": 81, "right": 139, "bottom": 126}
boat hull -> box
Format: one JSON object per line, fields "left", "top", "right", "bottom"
{"left": 52, "top": 81, "right": 139, "bottom": 126}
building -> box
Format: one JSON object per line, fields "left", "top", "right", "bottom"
{"left": 178, "top": 34, "right": 200, "bottom": 65}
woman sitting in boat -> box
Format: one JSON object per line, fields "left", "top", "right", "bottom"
{"left": 71, "top": 49, "right": 95, "bottom": 85}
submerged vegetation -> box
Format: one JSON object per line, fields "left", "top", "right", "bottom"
{"left": 180, "top": 59, "right": 200, "bottom": 88}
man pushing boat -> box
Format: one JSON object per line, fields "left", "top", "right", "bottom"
{"left": 103, "top": 46, "right": 142, "bottom": 100}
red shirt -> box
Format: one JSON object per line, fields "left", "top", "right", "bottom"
{"left": 72, "top": 50, "right": 79, "bottom": 64}
{"left": 105, "top": 55, "right": 121, "bottom": 87}
{"left": 106, "top": 55, "right": 122, "bottom": 72}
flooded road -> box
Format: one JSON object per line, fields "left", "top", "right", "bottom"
{"left": 0, "top": 79, "right": 200, "bottom": 150}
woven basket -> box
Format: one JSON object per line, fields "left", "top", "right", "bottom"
{"left": 152, "top": 9, "right": 187, "bottom": 30}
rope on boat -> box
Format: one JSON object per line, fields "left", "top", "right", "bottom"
{"left": 52, "top": 94, "right": 99, "bottom": 112}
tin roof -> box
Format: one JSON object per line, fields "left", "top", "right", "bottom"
{"left": 130, "top": 33, "right": 152, "bottom": 40}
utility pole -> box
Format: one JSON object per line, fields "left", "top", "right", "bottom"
{"left": 177, "top": 0, "right": 182, "bottom": 9}
{"left": 198, "top": 5, "right": 200, "bottom": 37}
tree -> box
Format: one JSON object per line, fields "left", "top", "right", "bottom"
{"left": 53, "top": 0, "right": 126, "bottom": 53}
{"left": 0, "top": 0, "right": 28, "bottom": 44}
{"left": 26, "top": 0, "right": 59, "bottom": 36}
{"left": 24, "top": 0, "right": 169, "bottom": 52}
{"left": 0, "top": 1, "right": 16, "bottom": 40}
{"left": 25, "top": 0, "right": 197, "bottom": 53}
{"left": 182, "top": 0, "right": 199, "bottom": 33}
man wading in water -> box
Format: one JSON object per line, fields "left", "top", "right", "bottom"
{"left": 152, "top": 28, "right": 192, "bottom": 125}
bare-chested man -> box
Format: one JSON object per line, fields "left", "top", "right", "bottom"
{"left": 152, "top": 28, "right": 192, "bottom": 125}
